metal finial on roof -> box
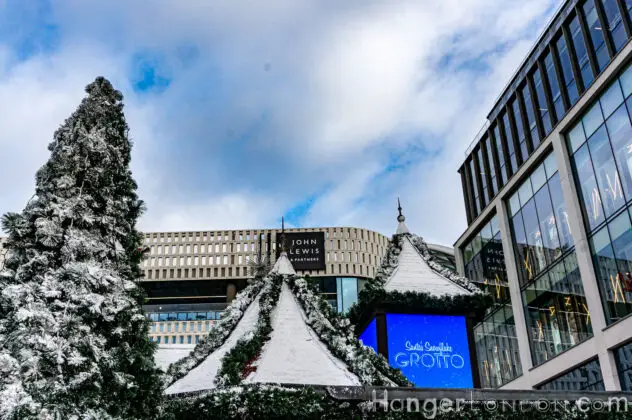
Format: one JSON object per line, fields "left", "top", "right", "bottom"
{"left": 397, "top": 197, "right": 405, "bottom": 223}
{"left": 280, "top": 216, "right": 287, "bottom": 252}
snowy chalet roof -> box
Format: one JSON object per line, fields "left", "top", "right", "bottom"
{"left": 380, "top": 201, "right": 480, "bottom": 297}
{"left": 160, "top": 251, "right": 407, "bottom": 396}
{"left": 383, "top": 235, "right": 471, "bottom": 296}
{"left": 269, "top": 251, "right": 296, "bottom": 275}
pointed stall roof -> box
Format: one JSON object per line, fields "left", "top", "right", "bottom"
{"left": 244, "top": 282, "right": 360, "bottom": 386}
{"left": 383, "top": 235, "right": 471, "bottom": 296}
{"left": 160, "top": 219, "right": 408, "bottom": 398}
{"left": 348, "top": 201, "right": 490, "bottom": 329}
{"left": 270, "top": 252, "right": 296, "bottom": 276}
{"left": 384, "top": 200, "right": 477, "bottom": 297}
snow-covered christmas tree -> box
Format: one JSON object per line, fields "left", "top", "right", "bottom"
{"left": 0, "top": 77, "right": 162, "bottom": 419}
{"left": 159, "top": 223, "right": 410, "bottom": 417}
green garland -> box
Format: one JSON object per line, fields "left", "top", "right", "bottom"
{"left": 215, "top": 274, "right": 283, "bottom": 386}
{"left": 289, "top": 276, "right": 410, "bottom": 387}
{"left": 348, "top": 288, "right": 493, "bottom": 334}
{"left": 160, "top": 385, "right": 630, "bottom": 419}
{"left": 164, "top": 279, "right": 266, "bottom": 386}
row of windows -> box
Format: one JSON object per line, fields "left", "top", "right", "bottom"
{"left": 150, "top": 321, "right": 214, "bottom": 333}
{"left": 508, "top": 150, "right": 591, "bottom": 368}
{"left": 146, "top": 311, "right": 223, "bottom": 322}
{"left": 461, "top": 0, "right": 632, "bottom": 224}
{"left": 537, "top": 359, "right": 605, "bottom": 391}
{"left": 143, "top": 263, "right": 378, "bottom": 281}
{"left": 143, "top": 251, "right": 381, "bottom": 269}
{"left": 144, "top": 228, "right": 388, "bottom": 244}
{"left": 144, "top": 238, "right": 384, "bottom": 256}
{"left": 150, "top": 335, "right": 201, "bottom": 345}
{"left": 568, "top": 61, "right": 632, "bottom": 324}
{"left": 536, "top": 340, "right": 632, "bottom": 391}
{"left": 509, "top": 153, "right": 574, "bottom": 285}
{"left": 473, "top": 304, "right": 523, "bottom": 389}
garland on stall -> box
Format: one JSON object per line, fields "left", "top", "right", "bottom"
{"left": 347, "top": 233, "right": 492, "bottom": 331}
{"left": 164, "top": 279, "right": 266, "bottom": 386}
{"left": 215, "top": 274, "right": 283, "bottom": 386}
{"left": 289, "top": 276, "right": 410, "bottom": 387}
{"left": 408, "top": 234, "right": 481, "bottom": 293}
{"left": 160, "top": 384, "right": 629, "bottom": 420}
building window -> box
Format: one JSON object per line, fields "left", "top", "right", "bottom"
{"left": 509, "top": 153, "right": 573, "bottom": 284}
{"left": 582, "top": 0, "right": 609, "bottom": 72}
{"left": 464, "top": 214, "right": 522, "bottom": 388}
{"left": 615, "top": 341, "right": 632, "bottom": 390}
{"left": 336, "top": 277, "right": 358, "bottom": 314}
{"left": 522, "top": 251, "right": 592, "bottom": 365}
{"left": 537, "top": 359, "right": 605, "bottom": 391}
{"left": 568, "top": 63, "right": 632, "bottom": 324}
{"left": 464, "top": 215, "right": 510, "bottom": 308}
{"left": 600, "top": 0, "right": 627, "bottom": 52}
{"left": 493, "top": 124, "right": 509, "bottom": 184}
{"left": 544, "top": 50, "right": 564, "bottom": 122}
{"left": 569, "top": 14, "right": 594, "bottom": 89}
{"left": 508, "top": 152, "right": 591, "bottom": 366}
{"left": 532, "top": 68, "right": 553, "bottom": 136}
{"left": 502, "top": 112, "right": 518, "bottom": 174}
{"left": 474, "top": 304, "right": 522, "bottom": 388}
{"left": 521, "top": 83, "right": 540, "bottom": 149}
{"left": 187, "top": 336, "right": 192, "bottom": 344}
{"left": 590, "top": 210, "right": 632, "bottom": 323}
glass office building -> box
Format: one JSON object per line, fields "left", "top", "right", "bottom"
{"left": 455, "top": 0, "right": 632, "bottom": 390}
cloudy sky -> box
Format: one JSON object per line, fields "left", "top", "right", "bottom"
{"left": 0, "top": 0, "right": 559, "bottom": 246}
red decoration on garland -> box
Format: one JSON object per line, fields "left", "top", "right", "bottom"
{"left": 241, "top": 352, "right": 261, "bottom": 379}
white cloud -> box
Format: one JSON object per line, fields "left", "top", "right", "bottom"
{"left": 0, "top": 0, "right": 559, "bottom": 246}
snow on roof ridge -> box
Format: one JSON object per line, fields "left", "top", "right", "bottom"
{"left": 383, "top": 235, "right": 471, "bottom": 297}
{"left": 244, "top": 282, "right": 360, "bottom": 386}
{"left": 270, "top": 252, "right": 296, "bottom": 275}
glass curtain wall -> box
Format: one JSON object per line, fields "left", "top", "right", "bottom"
{"left": 568, "top": 63, "right": 632, "bottom": 324}
{"left": 508, "top": 152, "right": 593, "bottom": 366}
{"left": 537, "top": 359, "right": 605, "bottom": 391}
{"left": 464, "top": 215, "right": 522, "bottom": 388}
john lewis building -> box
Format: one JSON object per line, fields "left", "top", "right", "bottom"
{"left": 455, "top": 0, "right": 632, "bottom": 391}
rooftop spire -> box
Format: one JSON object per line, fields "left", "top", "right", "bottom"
{"left": 395, "top": 197, "right": 410, "bottom": 235}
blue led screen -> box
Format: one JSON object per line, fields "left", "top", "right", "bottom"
{"left": 386, "top": 313, "right": 473, "bottom": 388}
{"left": 359, "top": 317, "right": 378, "bottom": 353}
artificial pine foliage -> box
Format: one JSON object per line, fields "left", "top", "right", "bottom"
{"left": 0, "top": 77, "right": 162, "bottom": 419}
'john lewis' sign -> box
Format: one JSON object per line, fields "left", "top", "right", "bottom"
{"left": 278, "top": 232, "right": 325, "bottom": 270}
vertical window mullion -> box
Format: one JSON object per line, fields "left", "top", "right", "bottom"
{"left": 488, "top": 127, "right": 504, "bottom": 187}
{"left": 550, "top": 42, "right": 571, "bottom": 113}
{"left": 564, "top": 18, "right": 587, "bottom": 93}
{"left": 595, "top": 0, "right": 617, "bottom": 57}
{"left": 473, "top": 150, "right": 487, "bottom": 209}
{"left": 537, "top": 58, "right": 558, "bottom": 126}
{"left": 466, "top": 158, "right": 481, "bottom": 216}
{"left": 527, "top": 75, "right": 546, "bottom": 144}
{"left": 506, "top": 102, "right": 525, "bottom": 164}
{"left": 577, "top": 3, "right": 602, "bottom": 77}
{"left": 497, "top": 117, "right": 514, "bottom": 178}
{"left": 460, "top": 168, "right": 474, "bottom": 224}
{"left": 615, "top": 0, "right": 632, "bottom": 37}
{"left": 480, "top": 139, "right": 495, "bottom": 198}
{"left": 517, "top": 88, "right": 535, "bottom": 156}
